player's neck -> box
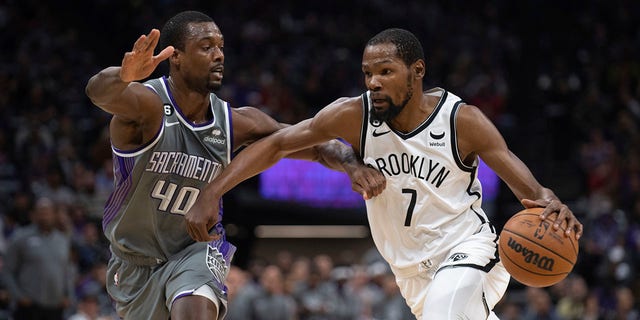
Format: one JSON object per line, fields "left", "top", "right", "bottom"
{"left": 389, "top": 95, "right": 434, "bottom": 133}
{"left": 167, "top": 76, "right": 211, "bottom": 123}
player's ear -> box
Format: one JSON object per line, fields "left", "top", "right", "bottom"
{"left": 413, "top": 60, "right": 425, "bottom": 79}
{"left": 169, "top": 49, "right": 181, "bottom": 67}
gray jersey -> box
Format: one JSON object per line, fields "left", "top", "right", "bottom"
{"left": 103, "top": 76, "right": 235, "bottom": 263}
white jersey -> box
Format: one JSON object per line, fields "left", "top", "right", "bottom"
{"left": 360, "top": 88, "right": 495, "bottom": 271}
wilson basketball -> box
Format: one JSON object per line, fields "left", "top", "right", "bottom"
{"left": 498, "top": 207, "right": 579, "bottom": 287}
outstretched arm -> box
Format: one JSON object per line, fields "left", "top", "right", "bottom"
{"left": 185, "top": 119, "right": 331, "bottom": 241}
{"left": 231, "top": 104, "right": 385, "bottom": 198}
{"left": 456, "top": 104, "right": 583, "bottom": 239}
{"left": 185, "top": 98, "right": 379, "bottom": 241}
{"left": 86, "top": 29, "right": 174, "bottom": 116}
{"left": 85, "top": 29, "right": 174, "bottom": 150}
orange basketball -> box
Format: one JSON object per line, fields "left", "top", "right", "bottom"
{"left": 498, "top": 207, "right": 579, "bottom": 287}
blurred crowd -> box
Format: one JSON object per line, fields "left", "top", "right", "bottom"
{"left": 0, "top": 0, "right": 639, "bottom": 319}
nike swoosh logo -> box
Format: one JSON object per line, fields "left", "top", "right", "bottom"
{"left": 372, "top": 129, "right": 391, "bottom": 137}
{"left": 429, "top": 131, "right": 445, "bottom": 140}
{"left": 165, "top": 121, "right": 180, "bottom": 127}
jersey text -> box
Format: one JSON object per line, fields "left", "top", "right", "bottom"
{"left": 146, "top": 151, "right": 222, "bottom": 182}
{"left": 373, "top": 153, "right": 451, "bottom": 187}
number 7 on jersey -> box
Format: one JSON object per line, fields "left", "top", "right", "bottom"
{"left": 402, "top": 188, "right": 417, "bottom": 226}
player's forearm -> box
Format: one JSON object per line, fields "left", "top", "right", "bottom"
{"left": 313, "top": 140, "right": 360, "bottom": 172}
{"left": 85, "top": 66, "right": 130, "bottom": 107}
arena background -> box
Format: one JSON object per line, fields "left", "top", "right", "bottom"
{"left": 0, "top": 0, "right": 638, "bottom": 318}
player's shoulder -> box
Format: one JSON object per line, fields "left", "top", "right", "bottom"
{"left": 230, "top": 105, "right": 262, "bottom": 115}
{"left": 229, "top": 105, "right": 283, "bottom": 134}
{"left": 323, "top": 95, "right": 364, "bottom": 113}
{"left": 455, "top": 103, "right": 484, "bottom": 121}
{"left": 314, "top": 96, "right": 363, "bottom": 121}
{"left": 330, "top": 95, "right": 362, "bottom": 106}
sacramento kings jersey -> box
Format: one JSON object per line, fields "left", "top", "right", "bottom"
{"left": 360, "top": 88, "right": 492, "bottom": 271}
{"left": 103, "top": 76, "right": 235, "bottom": 262}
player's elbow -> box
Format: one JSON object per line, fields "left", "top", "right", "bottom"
{"left": 253, "top": 133, "right": 287, "bottom": 160}
{"left": 85, "top": 73, "right": 112, "bottom": 108}
{"left": 85, "top": 76, "right": 99, "bottom": 103}
{"left": 308, "top": 145, "right": 324, "bottom": 163}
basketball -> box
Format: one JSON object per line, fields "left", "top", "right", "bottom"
{"left": 498, "top": 207, "right": 579, "bottom": 287}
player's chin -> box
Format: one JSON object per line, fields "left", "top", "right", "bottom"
{"left": 208, "top": 81, "right": 222, "bottom": 91}
{"left": 371, "top": 100, "right": 389, "bottom": 110}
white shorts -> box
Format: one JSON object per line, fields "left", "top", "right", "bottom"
{"left": 393, "top": 225, "right": 510, "bottom": 319}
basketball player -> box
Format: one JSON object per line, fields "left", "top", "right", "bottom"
{"left": 187, "top": 28, "right": 584, "bottom": 319}
{"left": 85, "top": 11, "right": 385, "bottom": 320}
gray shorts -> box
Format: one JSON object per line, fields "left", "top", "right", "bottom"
{"left": 106, "top": 241, "right": 233, "bottom": 319}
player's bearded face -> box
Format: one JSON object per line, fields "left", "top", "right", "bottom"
{"left": 370, "top": 75, "right": 413, "bottom": 123}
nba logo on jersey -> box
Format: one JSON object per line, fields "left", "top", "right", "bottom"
{"left": 448, "top": 253, "right": 468, "bottom": 262}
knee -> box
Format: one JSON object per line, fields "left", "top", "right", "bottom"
{"left": 422, "top": 269, "right": 488, "bottom": 319}
{"left": 171, "top": 295, "right": 218, "bottom": 320}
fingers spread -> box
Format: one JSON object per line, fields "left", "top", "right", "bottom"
{"left": 145, "top": 29, "right": 160, "bottom": 52}
{"left": 132, "top": 34, "right": 147, "bottom": 53}
{"left": 154, "top": 46, "right": 175, "bottom": 63}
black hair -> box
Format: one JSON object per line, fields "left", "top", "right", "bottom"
{"left": 366, "top": 28, "right": 424, "bottom": 66}
{"left": 159, "top": 11, "right": 214, "bottom": 51}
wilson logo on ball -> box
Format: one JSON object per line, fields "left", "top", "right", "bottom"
{"left": 506, "top": 237, "right": 555, "bottom": 271}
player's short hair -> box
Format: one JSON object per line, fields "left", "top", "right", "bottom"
{"left": 367, "top": 28, "right": 425, "bottom": 66}
{"left": 160, "top": 11, "right": 214, "bottom": 51}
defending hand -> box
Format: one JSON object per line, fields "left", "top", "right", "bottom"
{"left": 120, "top": 29, "right": 174, "bottom": 82}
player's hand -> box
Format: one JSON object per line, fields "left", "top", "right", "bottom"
{"left": 185, "top": 192, "right": 222, "bottom": 242}
{"left": 120, "top": 29, "right": 174, "bottom": 82}
{"left": 347, "top": 164, "right": 386, "bottom": 200}
{"left": 521, "top": 198, "right": 583, "bottom": 240}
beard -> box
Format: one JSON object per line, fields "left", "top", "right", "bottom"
{"left": 369, "top": 74, "right": 414, "bottom": 123}
{"left": 369, "top": 88, "right": 413, "bottom": 123}
{"left": 207, "top": 81, "right": 222, "bottom": 92}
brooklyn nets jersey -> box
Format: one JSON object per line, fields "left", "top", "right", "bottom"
{"left": 360, "top": 88, "right": 493, "bottom": 271}
{"left": 103, "top": 76, "right": 235, "bottom": 263}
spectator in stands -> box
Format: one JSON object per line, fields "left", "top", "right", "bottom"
{"left": 248, "top": 265, "right": 297, "bottom": 319}
{"left": 1, "top": 197, "right": 73, "bottom": 320}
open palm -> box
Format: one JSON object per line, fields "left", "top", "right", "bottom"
{"left": 120, "top": 29, "right": 174, "bottom": 82}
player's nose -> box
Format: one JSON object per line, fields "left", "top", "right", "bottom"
{"left": 367, "top": 75, "right": 382, "bottom": 91}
